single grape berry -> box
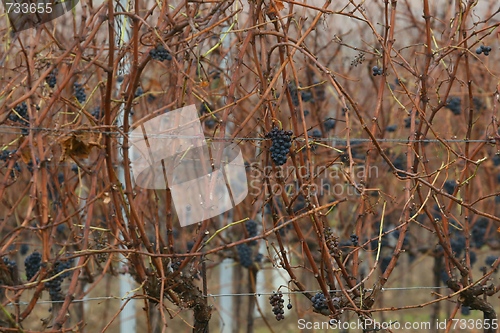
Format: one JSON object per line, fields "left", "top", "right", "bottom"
{"left": 287, "top": 303, "right": 292, "bottom": 310}
{"left": 266, "top": 127, "right": 293, "bottom": 166}
{"left": 308, "top": 129, "right": 322, "bottom": 138}
{"left": 135, "top": 87, "right": 144, "bottom": 97}
{"left": 269, "top": 291, "right": 285, "bottom": 321}
{"left": 74, "top": 82, "right": 86, "bottom": 104}
{"left": 45, "top": 68, "right": 57, "bottom": 88}
{"left": 475, "top": 47, "right": 483, "bottom": 54}
{"left": 237, "top": 244, "right": 253, "bottom": 268}
{"left": 324, "top": 119, "right": 336, "bottom": 132}
{"left": 150, "top": 45, "right": 172, "bottom": 61}
{"left": 386, "top": 124, "right": 397, "bottom": 132}
{"left": 443, "top": 180, "right": 457, "bottom": 194}
{"left": 461, "top": 306, "right": 471, "bottom": 316}
{"left": 25, "top": 251, "right": 42, "bottom": 281}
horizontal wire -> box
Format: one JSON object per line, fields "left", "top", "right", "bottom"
{"left": 0, "top": 125, "right": 497, "bottom": 144}
{"left": 204, "top": 286, "right": 447, "bottom": 298}
{"left": 3, "top": 286, "right": 447, "bottom": 306}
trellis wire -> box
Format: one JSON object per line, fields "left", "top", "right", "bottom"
{"left": 0, "top": 126, "right": 497, "bottom": 144}
{"left": 3, "top": 286, "right": 450, "bottom": 307}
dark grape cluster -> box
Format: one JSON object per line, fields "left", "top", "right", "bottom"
{"left": 150, "top": 45, "right": 172, "bottom": 61}
{"left": 9, "top": 102, "right": 28, "bottom": 124}
{"left": 380, "top": 256, "right": 392, "bottom": 273}
{"left": 301, "top": 90, "right": 313, "bottom": 102}
{"left": 199, "top": 102, "right": 212, "bottom": 115}
{"left": 404, "top": 117, "right": 420, "bottom": 128}
{"left": 254, "top": 252, "right": 263, "bottom": 263}
{"left": 372, "top": 66, "right": 383, "bottom": 76}
{"left": 3, "top": 257, "right": 17, "bottom": 274}
{"left": 204, "top": 117, "right": 217, "bottom": 129}
{"left": 45, "top": 259, "right": 74, "bottom": 301}
{"left": 269, "top": 291, "right": 285, "bottom": 321}
{"left": 293, "top": 195, "right": 306, "bottom": 213}
{"left": 24, "top": 251, "right": 42, "bottom": 281}
{"left": 450, "top": 232, "right": 466, "bottom": 256}
{"left": 391, "top": 229, "right": 410, "bottom": 249}
{"left": 469, "top": 251, "right": 477, "bottom": 266}
{"left": 74, "top": 82, "right": 86, "bottom": 104}
{"left": 493, "top": 154, "right": 500, "bottom": 166}
{"left": 450, "top": 229, "right": 465, "bottom": 257}
{"left": 485, "top": 255, "right": 497, "bottom": 267}
{"left": 245, "top": 220, "right": 258, "bottom": 245}
{"left": 45, "top": 68, "right": 57, "bottom": 88}
{"left": 324, "top": 119, "right": 336, "bottom": 132}
{"left": 91, "top": 107, "right": 102, "bottom": 120}
{"left": 350, "top": 234, "right": 359, "bottom": 246}
{"left": 237, "top": 244, "right": 253, "bottom": 268}
{"left": 170, "top": 258, "right": 182, "bottom": 272}
{"left": 20, "top": 244, "right": 29, "bottom": 256}
{"left": 0, "top": 149, "right": 12, "bottom": 162}
{"left": 391, "top": 153, "right": 407, "bottom": 178}
{"left": 446, "top": 97, "right": 461, "bottom": 115}
{"left": 288, "top": 83, "right": 299, "bottom": 106}
{"left": 311, "top": 292, "right": 328, "bottom": 311}
{"left": 313, "top": 80, "right": 326, "bottom": 101}
{"left": 266, "top": 127, "right": 293, "bottom": 166}
{"left": 471, "top": 218, "right": 488, "bottom": 249}
{"left": 386, "top": 124, "right": 397, "bottom": 132}
{"left": 440, "top": 269, "right": 450, "bottom": 284}
{"left": 475, "top": 45, "right": 492, "bottom": 56}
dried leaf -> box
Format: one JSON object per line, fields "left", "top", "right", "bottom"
{"left": 59, "top": 130, "right": 102, "bottom": 160}
{"left": 267, "top": 0, "right": 285, "bottom": 16}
